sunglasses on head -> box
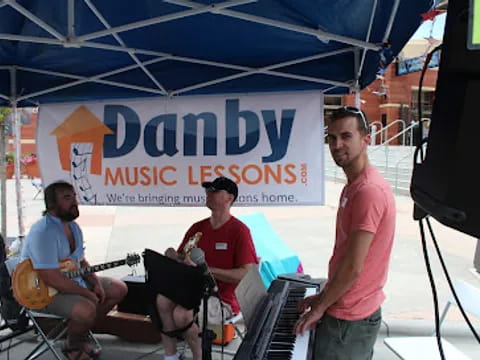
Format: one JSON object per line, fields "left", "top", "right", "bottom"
{"left": 338, "top": 106, "right": 369, "bottom": 131}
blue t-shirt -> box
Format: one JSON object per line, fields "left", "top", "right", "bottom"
{"left": 21, "top": 214, "right": 87, "bottom": 288}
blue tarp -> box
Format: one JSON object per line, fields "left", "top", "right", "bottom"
{"left": 0, "top": 0, "right": 432, "bottom": 106}
{"left": 238, "top": 212, "right": 302, "bottom": 288}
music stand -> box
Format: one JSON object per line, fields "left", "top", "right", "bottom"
{"left": 143, "top": 249, "right": 204, "bottom": 310}
{"left": 143, "top": 249, "right": 217, "bottom": 358}
{"left": 200, "top": 280, "right": 217, "bottom": 360}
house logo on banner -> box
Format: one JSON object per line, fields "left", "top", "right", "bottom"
{"left": 50, "top": 105, "right": 112, "bottom": 204}
{"left": 39, "top": 92, "right": 325, "bottom": 206}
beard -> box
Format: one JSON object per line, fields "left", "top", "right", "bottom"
{"left": 57, "top": 206, "right": 79, "bottom": 222}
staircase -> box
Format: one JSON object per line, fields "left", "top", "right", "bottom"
{"left": 324, "top": 145, "right": 415, "bottom": 196}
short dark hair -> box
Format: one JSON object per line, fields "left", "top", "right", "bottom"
{"left": 329, "top": 106, "right": 370, "bottom": 135}
{"left": 42, "top": 181, "right": 74, "bottom": 216}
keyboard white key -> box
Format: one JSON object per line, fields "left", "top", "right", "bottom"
{"left": 290, "top": 286, "right": 316, "bottom": 360}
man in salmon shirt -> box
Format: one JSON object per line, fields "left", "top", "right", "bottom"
{"left": 294, "top": 106, "right": 396, "bottom": 359}
{"left": 156, "top": 177, "right": 258, "bottom": 360}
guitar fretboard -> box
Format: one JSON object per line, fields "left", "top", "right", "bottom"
{"left": 66, "top": 260, "right": 127, "bottom": 279}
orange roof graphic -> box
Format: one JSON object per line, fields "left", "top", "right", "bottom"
{"left": 51, "top": 105, "right": 113, "bottom": 175}
{"left": 51, "top": 105, "right": 113, "bottom": 137}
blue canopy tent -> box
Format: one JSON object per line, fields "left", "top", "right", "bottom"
{"left": 0, "top": 0, "right": 432, "bottom": 235}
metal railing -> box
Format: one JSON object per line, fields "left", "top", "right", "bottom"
{"left": 325, "top": 121, "right": 418, "bottom": 195}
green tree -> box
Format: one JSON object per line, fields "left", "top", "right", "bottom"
{"left": 0, "top": 107, "right": 11, "bottom": 124}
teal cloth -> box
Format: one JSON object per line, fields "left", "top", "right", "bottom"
{"left": 238, "top": 213, "right": 302, "bottom": 289}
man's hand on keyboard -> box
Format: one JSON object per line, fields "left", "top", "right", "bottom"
{"left": 293, "top": 304, "right": 325, "bottom": 335}
{"left": 296, "top": 294, "right": 318, "bottom": 313}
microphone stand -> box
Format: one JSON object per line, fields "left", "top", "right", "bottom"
{"left": 200, "top": 279, "right": 216, "bottom": 360}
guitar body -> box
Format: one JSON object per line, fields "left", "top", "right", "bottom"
{"left": 12, "top": 258, "right": 77, "bottom": 309}
{"left": 12, "top": 254, "right": 140, "bottom": 310}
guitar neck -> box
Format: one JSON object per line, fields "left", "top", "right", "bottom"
{"left": 66, "top": 259, "right": 126, "bottom": 279}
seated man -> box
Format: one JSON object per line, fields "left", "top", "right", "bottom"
{"left": 157, "top": 177, "right": 258, "bottom": 360}
{"left": 20, "top": 181, "right": 128, "bottom": 360}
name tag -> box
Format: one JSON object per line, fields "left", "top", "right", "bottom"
{"left": 341, "top": 197, "right": 348, "bottom": 208}
{"left": 215, "top": 242, "right": 228, "bottom": 250}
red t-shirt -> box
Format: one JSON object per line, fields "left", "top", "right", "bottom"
{"left": 327, "top": 166, "right": 396, "bottom": 320}
{"left": 177, "top": 216, "right": 257, "bottom": 314}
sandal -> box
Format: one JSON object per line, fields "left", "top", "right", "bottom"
{"left": 62, "top": 338, "right": 101, "bottom": 360}
{"left": 61, "top": 346, "right": 93, "bottom": 360}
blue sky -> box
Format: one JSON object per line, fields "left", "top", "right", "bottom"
{"left": 411, "top": 13, "right": 446, "bottom": 39}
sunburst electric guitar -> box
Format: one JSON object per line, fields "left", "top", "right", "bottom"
{"left": 12, "top": 253, "right": 140, "bottom": 309}
{"left": 182, "top": 232, "right": 202, "bottom": 260}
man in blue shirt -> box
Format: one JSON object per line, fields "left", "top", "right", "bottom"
{"left": 21, "top": 181, "right": 127, "bottom": 359}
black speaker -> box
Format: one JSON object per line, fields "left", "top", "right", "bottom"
{"left": 411, "top": 0, "right": 480, "bottom": 238}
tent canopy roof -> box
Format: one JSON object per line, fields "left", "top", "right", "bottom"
{"left": 0, "top": 0, "right": 432, "bottom": 106}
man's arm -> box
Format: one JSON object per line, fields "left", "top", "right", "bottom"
{"left": 37, "top": 268, "right": 98, "bottom": 304}
{"left": 315, "top": 229, "right": 373, "bottom": 312}
{"left": 295, "top": 229, "right": 374, "bottom": 334}
{"left": 80, "top": 259, "right": 102, "bottom": 287}
{"left": 210, "top": 263, "right": 254, "bottom": 284}
{"left": 80, "top": 259, "right": 106, "bottom": 303}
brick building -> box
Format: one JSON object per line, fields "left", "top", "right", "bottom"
{"left": 326, "top": 38, "right": 441, "bottom": 145}
{"left": 7, "top": 108, "right": 38, "bottom": 156}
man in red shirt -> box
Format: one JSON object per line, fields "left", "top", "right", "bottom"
{"left": 157, "top": 177, "right": 257, "bottom": 360}
{"left": 294, "top": 107, "right": 396, "bottom": 359}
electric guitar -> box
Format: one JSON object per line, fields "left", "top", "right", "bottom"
{"left": 12, "top": 253, "right": 140, "bottom": 309}
{"left": 181, "top": 232, "right": 202, "bottom": 260}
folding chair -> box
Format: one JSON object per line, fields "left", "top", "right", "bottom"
{"left": 5, "top": 257, "right": 101, "bottom": 359}
{"left": 24, "top": 310, "right": 69, "bottom": 360}
{"left": 224, "top": 312, "right": 245, "bottom": 341}
{"left": 24, "top": 310, "right": 102, "bottom": 360}
{"left": 384, "top": 279, "right": 480, "bottom": 360}
{"left": 211, "top": 264, "right": 266, "bottom": 358}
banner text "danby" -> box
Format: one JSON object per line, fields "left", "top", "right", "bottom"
{"left": 102, "top": 99, "right": 295, "bottom": 163}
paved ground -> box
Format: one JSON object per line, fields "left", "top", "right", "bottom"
{"left": 1, "top": 178, "right": 479, "bottom": 359}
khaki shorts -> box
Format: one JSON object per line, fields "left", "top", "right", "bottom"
{"left": 197, "top": 296, "right": 233, "bottom": 328}
{"left": 38, "top": 277, "right": 113, "bottom": 319}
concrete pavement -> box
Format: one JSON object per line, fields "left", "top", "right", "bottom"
{"left": 1, "top": 178, "right": 479, "bottom": 359}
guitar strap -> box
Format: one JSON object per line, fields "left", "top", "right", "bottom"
{"left": 161, "top": 319, "right": 195, "bottom": 340}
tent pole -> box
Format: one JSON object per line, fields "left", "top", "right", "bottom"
{"left": 0, "top": 109, "right": 6, "bottom": 240}
{"left": 9, "top": 67, "right": 25, "bottom": 240}
{"left": 383, "top": 0, "right": 401, "bottom": 43}
{"left": 68, "top": 0, "right": 75, "bottom": 39}
{"left": 355, "top": 89, "right": 361, "bottom": 109}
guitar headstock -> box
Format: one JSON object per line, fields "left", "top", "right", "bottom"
{"left": 183, "top": 232, "right": 202, "bottom": 258}
{"left": 126, "top": 253, "right": 141, "bottom": 267}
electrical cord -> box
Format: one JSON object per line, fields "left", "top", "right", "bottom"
{"left": 220, "top": 300, "right": 225, "bottom": 360}
{"left": 419, "top": 218, "right": 446, "bottom": 360}
{"left": 412, "top": 40, "right": 448, "bottom": 359}
{"left": 425, "top": 218, "right": 480, "bottom": 343}
{"left": 416, "top": 44, "right": 442, "bottom": 158}
{"left": 414, "top": 20, "right": 480, "bottom": 354}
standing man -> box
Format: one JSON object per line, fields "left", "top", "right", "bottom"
{"left": 20, "top": 181, "right": 128, "bottom": 360}
{"left": 294, "top": 107, "right": 396, "bottom": 359}
{"left": 157, "top": 176, "right": 258, "bottom": 360}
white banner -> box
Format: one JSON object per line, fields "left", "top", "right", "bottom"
{"left": 37, "top": 91, "right": 324, "bottom": 206}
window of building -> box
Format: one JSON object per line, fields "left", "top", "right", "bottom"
{"left": 381, "top": 114, "right": 387, "bottom": 127}
{"left": 324, "top": 95, "right": 343, "bottom": 122}
{"left": 324, "top": 96, "right": 343, "bottom": 107}
{"left": 411, "top": 89, "right": 434, "bottom": 122}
